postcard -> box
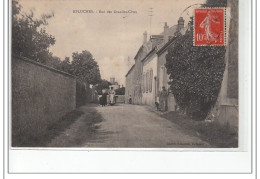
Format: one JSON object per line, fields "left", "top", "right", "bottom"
{"left": 6, "top": 0, "right": 254, "bottom": 174}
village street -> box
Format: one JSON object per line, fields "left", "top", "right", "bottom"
{"left": 47, "top": 104, "right": 210, "bottom": 148}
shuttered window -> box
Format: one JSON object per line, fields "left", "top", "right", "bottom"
{"left": 149, "top": 69, "right": 153, "bottom": 92}
{"left": 146, "top": 72, "right": 149, "bottom": 93}
{"left": 142, "top": 74, "right": 145, "bottom": 93}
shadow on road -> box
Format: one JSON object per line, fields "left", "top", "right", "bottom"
{"left": 46, "top": 105, "right": 118, "bottom": 147}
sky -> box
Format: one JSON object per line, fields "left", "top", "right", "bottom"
{"left": 19, "top": 0, "right": 205, "bottom": 85}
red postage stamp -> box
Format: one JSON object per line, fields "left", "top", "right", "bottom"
{"left": 194, "top": 8, "right": 225, "bottom": 46}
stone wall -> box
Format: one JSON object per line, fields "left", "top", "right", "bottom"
{"left": 212, "top": 0, "right": 238, "bottom": 128}
{"left": 116, "top": 95, "right": 125, "bottom": 103}
{"left": 12, "top": 56, "right": 76, "bottom": 146}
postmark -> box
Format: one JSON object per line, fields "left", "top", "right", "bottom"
{"left": 194, "top": 8, "right": 226, "bottom": 46}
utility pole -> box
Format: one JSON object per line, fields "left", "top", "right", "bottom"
{"left": 122, "top": 15, "right": 128, "bottom": 40}
{"left": 123, "top": 16, "right": 129, "bottom": 70}
{"left": 148, "top": 8, "right": 153, "bottom": 37}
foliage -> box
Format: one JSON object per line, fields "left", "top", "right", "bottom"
{"left": 71, "top": 50, "right": 101, "bottom": 85}
{"left": 203, "top": 0, "right": 227, "bottom": 7}
{"left": 96, "top": 79, "right": 111, "bottom": 95}
{"left": 115, "top": 87, "right": 125, "bottom": 95}
{"left": 162, "top": 111, "right": 238, "bottom": 148}
{"left": 76, "top": 81, "right": 88, "bottom": 107}
{"left": 57, "top": 57, "right": 71, "bottom": 73}
{"left": 165, "top": 18, "right": 226, "bottom": 120}
{"left": 12, "top": 0, "right": 55, "bottom": 64}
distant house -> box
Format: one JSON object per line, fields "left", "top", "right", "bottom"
{"left": 109, "top": 77, "right": 120, "bottom": 90}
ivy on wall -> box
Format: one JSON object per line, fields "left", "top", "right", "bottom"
{"left": 165, "top": 18, "right": 226, "bottom": 120}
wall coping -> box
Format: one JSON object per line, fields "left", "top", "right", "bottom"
{"left": 12, "top": 55, "right": 76, "bottom": 79}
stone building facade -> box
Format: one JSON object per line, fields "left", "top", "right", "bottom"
{"left": 125, "top": 17, "right": 186, "bottom": 109}
{"left": 125, "top": 64, "right": 135, "bottom": 103}
{"left": 141, "top": 49, "right": 158, "bottom": 106}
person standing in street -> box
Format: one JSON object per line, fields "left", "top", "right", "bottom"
{"left": 109, "top": 87, "right": 116, "bottom": 105}
{"left": 100, "top": 89, "right": 107, "bottom": 107}
{"left": 129, "top": 95, "right": 132, "bottom": 104}
{"left": 159, "top": 86, "right": 168, "bottom": 111}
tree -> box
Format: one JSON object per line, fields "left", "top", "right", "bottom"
{"left": 57, "top": 57, "right": 71, "bottom": 73}
{"left": 96, "top": 79, "right": 111, "bottom": 95}
{"left": 71, "top": 50, "right": 101, "bottom": 85}
{"left": 12, "top": 0, "right": 55, "bottom": 64}
{"left": 165, "top": 17, "right": 226, "bottom": 120}
{"left": 203, "top": 0, "right": 227, "bottom": 7}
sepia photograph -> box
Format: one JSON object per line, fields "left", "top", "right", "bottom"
{"left": 11, "top": 0, "right": 239, "bottom": 149}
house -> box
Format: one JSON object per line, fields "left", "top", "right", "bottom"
{"left": 141, "top": 47, "right": 158, "bottom": 106}
{"left": 140, "top": 17, "right": 186, "bottom": 109}
{"left": 125, "top": 17, "right": 186, "bottom": 109}
{"left": 156, "top": 18, "right": 187, "bottom": 111}
{"left": 109, "top": 77, "right": 120, "bottom": 90}
{"left": 125, "top": 64, "right": 135, "bottom": 103}
{"left": 125, "top": 31, "right": 161, "bottom": 104}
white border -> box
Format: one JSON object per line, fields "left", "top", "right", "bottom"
{"left": 3, "top": 0, "right": 256, "bottom": 176}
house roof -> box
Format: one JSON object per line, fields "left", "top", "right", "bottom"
{"left": 150, "top": 35, "right": 164, "bottom": 39}
{"left": 134, "top": 46, "right": 143, "bottom": 60}
{"left": 156, "top": 36, "right": 177, "bottom": 55}
{"left": 141, "top": 47, "right": 157, "bottom": 63}
{"left": 131, "top": 23, "right": 188, "bottom": 68}
{"left": 134, "top": 34, "right": 164, "bottom": 60}
{"left": 156, "top": 26, "right": 188, "bottom": 55}
{"left": 125, "top": 64, "right": 135, "bottom": 77}
{"left": 159, "top": 25, "right": 178, "bottom": 36}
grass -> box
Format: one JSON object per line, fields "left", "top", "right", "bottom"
{"left": 161, "top": 111, "right": 238, "bottom": 148}
{"left": 13, "top": 105, "right": 105, "bottom": 147}
{"left": 49, "top": 107, "right": 104, "bottom": 147}
{"left": 12, "top": 109, "right": 84, "bottom": 147}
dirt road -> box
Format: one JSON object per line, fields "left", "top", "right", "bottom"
{"left": 48, "top": 103, "right": 210, "bottom": 148}
{"left": 85, "top": 104, "right": 210, "bottom": 148}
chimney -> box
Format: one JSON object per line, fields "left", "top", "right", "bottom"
{"left": 143, "top": 31, "right": 147, "bottom": 44}
{"left": 178, "top": 17, "right": 184, "bottom": 31}
{"left": 163, "top": 22, "right": 169, "bottom": 43}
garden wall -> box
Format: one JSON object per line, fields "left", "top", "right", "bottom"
{"left": 12, "top": 55, "right": 76, "bottom": 146}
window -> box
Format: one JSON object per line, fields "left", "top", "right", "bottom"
{"left": 159, "top": 66, "right": 164, "bottom": 90}
{"left": 146, "top": 72, "right": 149, "bottom": 93}
{"left": 149, "top": 69, "right": 153, "bottom": 92}
{"left": 142, "top": 74, "right": 145, "bottom": 93}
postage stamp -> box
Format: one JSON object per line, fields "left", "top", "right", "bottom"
{"left": 194, "top": 8, "right": 225, "bottom": 46}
